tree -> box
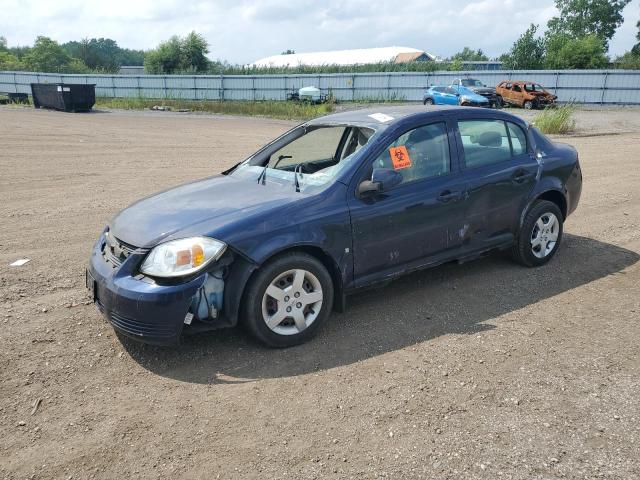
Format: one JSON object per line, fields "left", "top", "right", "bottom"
{"left": 546, "top": 0, "right": 631, "bottom": 48}
{"left": 501, "top": 24, "right": 545, "bottom": 69}
{"left": 281, "top": 49, "right": 295, "bottom": 55}
{"left": 20, "top": 36, "right": 89, "bottom": 73}
{"left": 614, "top": 50, "right": 640, "bottom": 69}
{"left": 180, "top": 31, "right": 209, "bottom": 72}
{"left": 544, "top": 34, "right": 609, "bottom": 68}
{"left": 145, "top": 32, "right": 209, "bottom": 74}
{"left": 61, "top": 38, "right": 145, "bottom": 72}
{"left": 633, "top": 19, "right": 640, "bottom": 55}
{"left": 144, "top": 36, "right": 182, "bottom": 74}
{"left": 22, "top": 36, "right": 69, "bottom": 72}
{"left": 0, "top": 51, "right": 22, "bottom": 70}
{"left": 450, "top": 47, "right": 488, "bottom": 62}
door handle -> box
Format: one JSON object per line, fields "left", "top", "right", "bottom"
{"left": 512, "top": 171, "right": 535, "bottom": 184}
{"left": 437, "top": 190, "right": 462, "bottom": 202}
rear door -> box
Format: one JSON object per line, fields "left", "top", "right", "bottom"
{"left": 454, "top": 116, "right": 538, "bottom": 250}
{"left": 348, "top": 117, "right": 468, "bottom": 286}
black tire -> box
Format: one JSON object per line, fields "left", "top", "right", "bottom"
{"left": 511, "top": 200, "right": 564, "bottom": 267}
{"left": 424, "top": 98, "right": 434, "bottom": 105}
{"left": 240, "top": 252, "right": 334, "bottom": 347}
{"left": 523, "top": 100, "right": 534, "bottom": 110}
{"left": 493, "top": 96, "right": 503, "bottom": 109}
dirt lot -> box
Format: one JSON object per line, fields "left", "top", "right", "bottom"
{"left": 1, "top": 105, "right": 639, "bottom": 480}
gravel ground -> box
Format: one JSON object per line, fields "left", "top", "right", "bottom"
{"left": 1, "top": 105, "right": 639, "bottom": 480}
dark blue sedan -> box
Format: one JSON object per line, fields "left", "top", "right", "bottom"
{"left": 87, "top": 106, "right": 582, "bottom": 347}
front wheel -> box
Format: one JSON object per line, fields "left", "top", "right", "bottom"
{"left": 492, "top": 96, "right": 503, "bottom": 109}
{"left": 523, "top": 100, "right": 534, "bottom": 110}
{"left": 511, "top": 200, "right": 563, "bottom": 267}
{"left": 240, "top": 252, "right": 334, "bottom": 347}
{"left": 424, "top": 98, "right": 434, "bottom": 105}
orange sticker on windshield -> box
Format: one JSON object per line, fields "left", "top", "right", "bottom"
{"left": 389, "top": 146, "right": 412, "bottom": 170}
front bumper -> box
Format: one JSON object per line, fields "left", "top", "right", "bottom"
{"left": 87, "top": 232, "right": 206, "bottom": 346}
{"left": 476, "top": 92, "right": 499, "bottom": 106}
{"left": 462, "top": 100, "right": 490, "bottom": 107}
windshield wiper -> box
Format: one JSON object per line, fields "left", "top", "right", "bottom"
{"left": 273, "top": 155, "right": 292, "bottom": 169}
{"left": 294, "top": 163, "right": 303, "bottom": 193}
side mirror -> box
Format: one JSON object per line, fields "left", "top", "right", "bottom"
{"left": 358, "top": 168, "right": 402, "bottom": 196}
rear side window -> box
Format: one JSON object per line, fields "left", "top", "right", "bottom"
{"left": 373, "top": 122, "right": 451, "bottom": 185}
{"left": 458, "top": 120, "right": 512, "bottom": 168}
{"left": 507, "top": 122, "right": 527, "bottom": 155}
{"left": 458, "top": 119, "right": 529, "bottom": 168}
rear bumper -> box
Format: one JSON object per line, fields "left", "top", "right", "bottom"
{"left": 88, "top": 232, "right": 205, "bottom": 346}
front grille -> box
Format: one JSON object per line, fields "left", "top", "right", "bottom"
{"left": 102, "top": 235, "right": 140, "bottom": 267}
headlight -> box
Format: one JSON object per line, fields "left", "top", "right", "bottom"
{"left": 140, "top": 237, "right": 226, "bottom": 278}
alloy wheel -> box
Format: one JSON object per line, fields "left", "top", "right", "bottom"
{"left": 261, "top": 269, "right": 323, "bottom": 335}
{"left": 530, "top": 212, "right": 559, "bottom": 258}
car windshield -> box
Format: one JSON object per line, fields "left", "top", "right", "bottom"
{"left": 461, "top": 79, "right": 483, "bottom": 87}
{"left": 525, "top": 83, "right": 545, "bottom": 92}
{"left": 229, "top": 125, "right": 375, "bottom": 190}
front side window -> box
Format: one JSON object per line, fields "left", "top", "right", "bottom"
{"left": 372, "top": 122, "right": 451, "bottom": 185}
{"left": 458, "top": 119, "right": 529, "bottom": 168}
{"left": 230, "top": 125, "right": 374, "bottom": 189}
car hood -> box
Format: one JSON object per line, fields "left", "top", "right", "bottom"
{"left": 461, "top": 91, "right": 489, "bottom": 102}
{"left": 110, "top": 174, "right": 301, "bottom": 248}
{"left": 530, "top": 91, "right": 555, "bottom": 98}
{"left": 470, "top": 87, "right": 496, "bottom": 95}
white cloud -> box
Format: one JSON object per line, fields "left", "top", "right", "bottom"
{"left": 0, "top": 0, "right": 637, "bottom": 63}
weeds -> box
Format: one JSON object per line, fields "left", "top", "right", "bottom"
{"left": 94, "top": 98, "right": 334, "bottom": 120}
{"left": 532, "top": 104, "right": 576, "bottom": 134}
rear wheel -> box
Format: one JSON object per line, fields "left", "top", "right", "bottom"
{"left": 511, "top": 200, "right": 563, "bottom": 267}
{"left": 241, "top": 252, "right": 334, "bottom": 347}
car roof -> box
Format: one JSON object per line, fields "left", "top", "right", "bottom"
{"left": 306, "top": 105, "right": 528, "bottom": 131}
{"left": 306, "top": 105, "right": 457, "bottom": 130}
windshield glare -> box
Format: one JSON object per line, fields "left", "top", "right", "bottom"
{"left": 231, "top": 125, "right": 375, "bottom": 190}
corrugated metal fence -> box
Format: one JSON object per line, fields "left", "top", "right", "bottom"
{"left": 1, "top": 70, "right": 639, "bottom": 104}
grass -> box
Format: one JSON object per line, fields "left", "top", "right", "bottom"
{"left": 94, "top": 98, "right": 334, "bottom": 120}
{"left": 532, "top": 104, "right": 576, "bottom": 134}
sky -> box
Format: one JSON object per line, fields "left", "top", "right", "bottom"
{"left": 1, "top": 0, "right": 638, "bottom": 63}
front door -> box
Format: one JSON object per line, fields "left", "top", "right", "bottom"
{"left": 348, "top": 119, "right": 468, "bottom": 286}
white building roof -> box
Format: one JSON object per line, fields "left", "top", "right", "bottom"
{"left": 250, "top": 46, "right": 438, "bottom": 68}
